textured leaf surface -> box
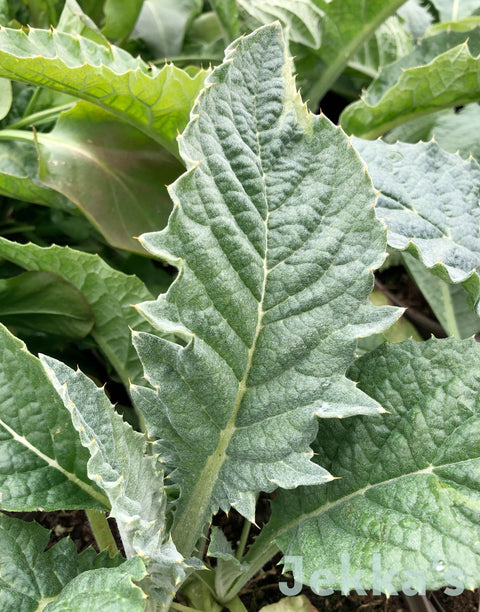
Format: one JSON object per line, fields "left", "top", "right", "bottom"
{"left": 0, "top": 237, "right": 154, "bottom": 385}
{"left": 0, "top": 140, "right": 70, "bottom": 208}
{"left": 341, "top": 28, "right": 480, "bottom": 138}
{"left": 41, "top": 356, "right": 185, "bottom": 607}
{"left": 353, "top": 138, "right": 480, "bottom": 315}
{"left": 299, "top": 0, "right": 408, "bottom": 103}
{"left": 0, "top": 514, "right": 129, "bottom": 612}
{"left": 402, "top": 252, "right": 480, "bottom": 339}
{"left": 37, "top": 102, "right": 182, "bottom": 253}
{"left": 0, "top": 324, "right": 107, "bottom": 511}
{"left": 252, "top": 339, "right": 480, "bottom": 592}
{"left": 131, "top": 23, "right": 400, "bottom": 557}
{"left": 237, "top": 0, "right": 324, "bottom": 48}
{"left": 0, "top": 26, "right": 208, "bottom": 152}
{"left": 0, "top": 270, "right": 94, "bottom": 338}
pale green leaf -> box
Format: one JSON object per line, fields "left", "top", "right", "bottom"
{"left": 0, "top": 140, "right": 71, "bottom": 208}
{"left": 352, "top": 138, "right": 480, "bottom": 315}
{"left": 427, "top": 15, "right": 480, "bottom": 35}
{"left": 251, "top": 338, "right": 480, "bottom": 592}
{"left": 397, "top": 0, "right": 433, "bottom": 41}
{"left": 210, "top": 0, "right": 241, "bottom": 41}
{"left": 0, "top": 237, "right": 155, "bottom": 386}
{"left": 58, "top": 0, "right": 109, "bottom": 45}
{"left": 237, "top": 0, "right": 324, "bottom": 48}
{"left": 102, "top": 0, "right": 144, "bottom": 41}
{"left": 37, "top": 102, "right": 182, "bottom": 254}
{"left": 0, "top": 270, "right": 94, "bottom": 338}
{"left": 259, "top": 596, "right": 315, "bottom": 612}
{"left": 131, "top": 23, "right": 400, "bottom": 559}
{"left": 430, "top": 0, "right": 480, "bottom": 20}
{"left": 0, "top": 514, "right": 129, "bottom": 612}
{"left": 131, "top": 0, "right": 202, "bottom": 58}
{"left": 340, "top": 28, "right": 480, "bottom": 138}
{"left": 0, "top": 26, "right": 209, "bottom": 152}
{"left": 300, "top": 0, "right": 409, "bottom": 103}
{"left": 402, "top": 252, "right": 480, "bottom": 339}
{"left": 0, "top": 77, "right": 11, "bottom": 120}
{"left": 0, "top": 324, "right": 108, "bottom": 511}
{"left": 41, "top": 356, "right": 186, "bottom": 608}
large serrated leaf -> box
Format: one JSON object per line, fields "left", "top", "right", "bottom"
{"left": 131, "top": 23, "right": 400, "bottom": 558}
{"left": 0, "top": 25, "right": 208, "bottom": 152}
{"left": 341, "top": 28, "right": 480, "bottom": 138}
{"left": 36, "top": 102, "right": 182, "bottom": 253}
{"left": 0, "top": 324, "right": 107, "bottom": 511}
{"left": 0, "top": 237, "right": 155, "bottom": 385}
{"left": 248, "top": 338, "right": 480, "bottom": 593}
{"left": 41, "top": 355, "right": 186, "bottom": 608}
{"left": 0, "top": 514, "right": 132, "bottom": 612}
{"left": 352, "top": 138, "right": 480, "bottom": 316}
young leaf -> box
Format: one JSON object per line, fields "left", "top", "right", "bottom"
{"left": 0, "top": 324, "right": 108, "bottom": 511}
{"left": 0, "top": 26, "right": 209, "bottom": 152}
{"left": 352, "top": 138, "right": 480, "bottom": 315}
{"left": 0, "top": 237, "right": 155, "bottom": 385}
{"left": 341, "top": 28, "right": 480, "bottom": 138}
{"left": 37, "top": 102, "right": 183, "bottom": 254}
{"left": 250, "top": 338, "right": 480, "bottom": 592}
{"left": 131, "top": 23, "right": 400, "bottom": 558}
{"left": 0, "top": 514, "right": 134, "bottom": 612}
{"left": 41, "top": 356, "right": 186, "bottom": 608}
{"left": 0, "top": 140, "right": 71, "bottom": 208}
{"left": 0, "top": 270, "right": 94, "bottom": 338}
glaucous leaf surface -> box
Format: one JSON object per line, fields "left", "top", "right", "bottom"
{"left": 341, "top": 28, "right": 480, "bottom": 138}
{"left": 0, "top": 25, "right": 208, "bottom": 152}
{"left": 0, "top": 324, "right": 107, "bottom": 510}
{"left": 0, "top": 270, "right": 94, "bottom": 338}
{"left": 397, "top": 0, "right": 432, "bottom": 41}
{"left": 41, "top": 356, "right": 185, "bottom": 608}
{"left": 57, "top": 0, "right": 109, "bottom": 45}
{"left": 0, "top": 237, "right": 154, "bottom": 385}
{"left": 131, "top": 0, "right": 202, "bottom": 58}
{"left": 0, "top": 77, "right": 11, "bottom": 119}
{"left": 131, "top": 23, "right": 400, "bottom": 558}
{"left": 0, "top": 514, "right": 131, "bottom": 612}
{"left": 0, "top": 140, "right": 71, "bottom": 208}
{"left": 430, "top": 0, "right": 480, "bottom": 20}
{"left": 353, "top": 138, "right": 480, "bottom": 315}
{"left": 402, "top": 252, "right": 480, "bottom": 339}
{"left": 300, "top": 0, "right": 408, "bottom": 103}
{"left": 251, "top": 338, "right": 480, "bottom": 592}
{"left": 37, "top": 102, "right": 182, "bottom": 253}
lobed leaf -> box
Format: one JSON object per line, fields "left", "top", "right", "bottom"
{"left": 250, "top": 338, "right": 480, "bottom": 592}
{"left": 0, "top": 237, "right": 155, "bottom": 385}
{"left": 0, "top": 514, "right": 132, "bottom": 612}
{"left": 37, "top": 102, "right": 183, "bottom": 253}
{"left": 0, "top": 25, "right": 209, "bottom": 152}
{"left": 131, "top": 23, "right": 400, "bottom": 558}
{"left": 352, "top": 138, "right": 480, "bottom": 315}
{"left": 341, "top": 28, "right": 480, "bottom": 138}
{"left": 0, "top": 324, "right": 107, "bottom": 511}
{"left": 41, "top": 356, "right": 186, "bottom": 608}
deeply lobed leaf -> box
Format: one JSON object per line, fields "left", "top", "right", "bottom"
{"left": 131, "top": 23, "right": 400, "bottom": 557}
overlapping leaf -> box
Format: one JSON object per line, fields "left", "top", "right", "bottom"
{"left": 341, "top": 27, "right": 480, "bottom": 138}
{"left": 0, "top": 25, "right": 208, "bottom": 152}
{"left": 353, "top": 138, "right": 480, "bottom": 316}
{"left": 130, "top": 23, "right": 400, "bottom": 558}
{"left": 37, "top": 102, "right": 183, "bottom": 253}
{"left": 0, "top": 237, "right": 155, "bottom": 385}
{"left": 0, "top": 514, "right": 138, "bottom": 612}
{"left": 0, "top": 324, "right": 107, "bottom": 511}
{"left": 41, "top": 356, "right": 186, "bottom": 608}
{"left": 248, "top": 339, "right": 480, "bottom": 592}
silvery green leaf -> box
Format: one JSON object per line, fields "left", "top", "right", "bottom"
{"left": 131, "top": 23, "right": 400, "bottom": 559}
{"left": 249, "top": 338, "right": 480, "bottom": 593}
{"left": 353, "top": 138, "right": 480, "bottom": 315}
{"left": 40, "top": 356, "right": 186, "bottom": 607}
{"left": 0, "top": 324, "right": 107, "bottom": 511}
